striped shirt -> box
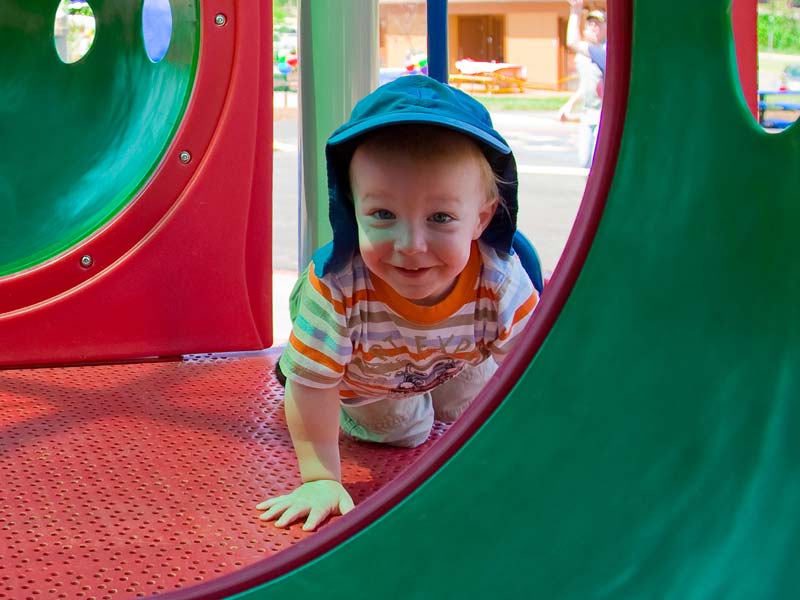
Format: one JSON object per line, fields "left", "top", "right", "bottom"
{"left": 279, "top": 241, "right": 538, "bottom": 405}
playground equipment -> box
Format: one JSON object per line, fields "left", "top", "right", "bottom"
{"left": 2, "top": 0, "right": 800, "bottom": 598}
{"left": 0, "top": 0, "right": 273, "bottom": 367}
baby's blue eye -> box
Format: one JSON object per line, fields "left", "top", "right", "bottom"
{"left": 430, "top": 213, "right": 453, "bottom": 224}
{"left": 371, "top": 209, "right": 395, "bottom": 220}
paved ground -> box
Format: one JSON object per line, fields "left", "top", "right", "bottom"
{"left": 271, "top": 92, "right": 589, "bottom": 341}
{"left": 759, "top": 51, "right": 800, "bottom": 89}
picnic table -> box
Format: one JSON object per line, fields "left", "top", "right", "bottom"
{"left": 758, "top": 90, "right": 800, "bottom": 130}
{"left": 450, "top": 60, "right": 528, "bottom": 94}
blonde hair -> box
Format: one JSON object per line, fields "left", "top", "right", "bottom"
{"left": 351, "top": 124, "right": 501, "bottom": 206}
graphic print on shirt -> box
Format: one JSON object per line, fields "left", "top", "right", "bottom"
{"left": 394, "top": 360, "right": 462, "bottom": 394}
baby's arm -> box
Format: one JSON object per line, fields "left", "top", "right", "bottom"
{"left": 256, "top": 380, "right": 354, "bottom": 531}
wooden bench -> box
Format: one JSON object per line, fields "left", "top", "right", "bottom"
{"left": 449, "top": 73, "right": 525, "bottom": 94}
{"left": 758, "top": 90, "right": 800, "bottom": 130}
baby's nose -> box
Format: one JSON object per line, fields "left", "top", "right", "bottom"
{"left": 395, "top": 224, "right": 427, "bottom": 254}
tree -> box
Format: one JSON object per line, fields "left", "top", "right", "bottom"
{"left": 274, "top": 0, "right": 297, "bottom": 27}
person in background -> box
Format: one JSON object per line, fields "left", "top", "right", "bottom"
{"left": 561, "top": 0, "right": 607, "bottom": 168}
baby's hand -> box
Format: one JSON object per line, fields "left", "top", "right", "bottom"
{"left": 256, "top": 480, "right": 355, "bottom": 531}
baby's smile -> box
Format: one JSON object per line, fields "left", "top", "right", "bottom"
{"left": 391, "top": 265, "right": 435, "bottom": 277}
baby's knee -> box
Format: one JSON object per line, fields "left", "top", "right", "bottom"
{"left": 431, "top": 359, "right": 498, "bottom": 422}
{"left": 340, "top": 394, "right": 434, "bottom": 448}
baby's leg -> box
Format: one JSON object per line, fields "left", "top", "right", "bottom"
{"left": 430, "top": 359, "right": 498, "bottom": 422}
{"left": 340, "top": 393, "right": 434, "bottom": 448}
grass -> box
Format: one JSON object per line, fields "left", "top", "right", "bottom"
{"left": 270, "top": 87, "right": 571, "bottom": 113}
{"left": 472, "top": 94, "right": 572, "bottom": 112}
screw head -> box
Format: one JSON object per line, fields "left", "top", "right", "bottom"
{"left": 80, "top": 254, "right": 93, "bottom": 268}
{"left": 214, "top": 13, "right": 227, "bottom": 26}
{"left": 179, "top": 150, "right": 192, "bottom": 164}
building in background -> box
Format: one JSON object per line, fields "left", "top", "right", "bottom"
{"left": 379, "top": 0, "right": 607, "bottom": 90}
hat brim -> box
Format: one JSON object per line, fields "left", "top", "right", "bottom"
{"left": 327, "top": 112, "right": 512, "bottom": 156}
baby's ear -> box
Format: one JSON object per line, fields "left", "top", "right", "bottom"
{"left": 473, "top": 197, "right": 498, "bottom": 239}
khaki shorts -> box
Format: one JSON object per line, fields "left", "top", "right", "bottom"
{"left": 340, "top": 358, "right": 498, "bottom": 448}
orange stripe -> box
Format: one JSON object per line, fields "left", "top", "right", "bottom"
{"left": 351, "top": 287, "right": 371, "bottom": 306}
{"left": 308, "top": 269, "right": 346, "bottom": 315}
{"left": 289, "top": 332, "right": 346, "bottom": 375}
{"left": 341, "top": 378, "right": 387, "bottom": 395}
{"left": 354, "top": 344, "right": 408, "bottom": 362}
{"left": 384, "top": 348, "right": 438, "bottom": 362}
{"left": 477, "top": 284, "right": 499, "bottom": 302}
{"left": 353, "top": 342, "right": 440, "bottom": 363}
{"left": 353, "top": 342, "right": 484, "bottom": 364}
{"left": 498, "top": 291, "right": 539, "bottom": 341}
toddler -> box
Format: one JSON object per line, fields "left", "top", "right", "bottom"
{"left": 257, "top": 75, "right": 539, "bottom": 531}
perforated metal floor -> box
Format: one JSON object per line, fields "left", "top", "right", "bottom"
{"left": 0, "top": 350, "right": 450, "bottom": 599}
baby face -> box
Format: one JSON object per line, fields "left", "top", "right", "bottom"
{"left": 350, "top": 143, "right": 496, "bottom": 306}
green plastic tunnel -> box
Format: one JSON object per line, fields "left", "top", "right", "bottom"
{"left": 231, "top": 0, "right": 800, "bottom": 597}
{"left": 2, "top": 0, "right": 799, "bottom": 597}
{"left": 0, "top": 0, "right": 196, "bottom": 276}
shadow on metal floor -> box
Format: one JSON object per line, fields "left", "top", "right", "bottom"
{"left": 0, "top": 349, "right": 450, "bottom": 598}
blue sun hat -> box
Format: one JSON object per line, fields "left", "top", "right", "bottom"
{"left": 315, "top": 74, "right": 519, "bottom": 277}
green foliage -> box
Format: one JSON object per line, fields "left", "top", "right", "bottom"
{"left": 758, "top": 12, "right": 800, "bottom": 53}
{"left": 69, "top": 6, "right": 94, "bottom": 17}
{"left": 63, "top": 0, "right": 93, "bottom": 17}
{"left": 273, "top": 0, "right": 296, "bottom": 27}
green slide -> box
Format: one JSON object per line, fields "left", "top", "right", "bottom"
{"left": 235, "top": 1, "right": 800, "bottom": 597}
{"left": 0, "top": 0, "right": 197, "bottom": 276}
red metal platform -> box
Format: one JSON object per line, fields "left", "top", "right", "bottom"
{"left": 0, "top": 349, "right": 450, "bottom": 599}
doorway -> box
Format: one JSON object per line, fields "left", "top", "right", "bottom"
{"left": 457, "top": 15, "right": 504, "bottom": 62}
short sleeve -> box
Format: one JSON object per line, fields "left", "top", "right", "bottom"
{"left": 278, "top": 264, "right": 353, "bottom": 389}
{"left": 488, "top": 253, "right": 539, "bottom": 363}
{"left": 588, "top": 43, "right": 607, "bottom": 75}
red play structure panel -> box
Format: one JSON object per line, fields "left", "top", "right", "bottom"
{"left": 0, "top": 350, "right": 450, "bottom": 598}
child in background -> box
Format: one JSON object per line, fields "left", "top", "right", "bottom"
{"left": 257, "top": 75, "right": 539, "bottom": 531}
